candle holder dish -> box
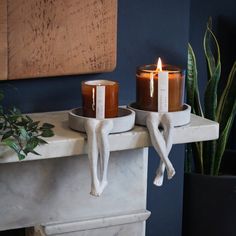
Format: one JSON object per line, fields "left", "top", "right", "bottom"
{"left": 128, "top": 103, "right": 191, "bottom": 186}
{"left": 128, "top": 103, "right": 191, "bottom": 127}
{"left": 69, "top": 107, "right": 135, "bottom": 133}
{"left": 68, "top": 107, "right": 135, "bottom": 197}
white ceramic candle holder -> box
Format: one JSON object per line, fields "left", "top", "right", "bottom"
{"left": 68, "top": 107, "right": 135, "bottom": 196}
{"left": 128, "top": 103, "right": 191, "bottom": 186}
{"left": 128, "top": 103, "right": 191, "bottom": 127}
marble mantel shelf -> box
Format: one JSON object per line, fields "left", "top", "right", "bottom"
{"left": 0, "top": 110, "right": 219, "bottom": 164}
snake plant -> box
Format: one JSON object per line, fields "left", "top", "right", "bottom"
{"left": 186, "top": 18, "right": 236, "bottom": 176}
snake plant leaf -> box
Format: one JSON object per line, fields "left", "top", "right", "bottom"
{"left": 203, "top": 25, "right": 221, "bottom": 121}
{"left": 204, "top": 18, "right": 215, "bottom": 78}
{"left": 186, "top": 44, "right": 204, "bottom": 173}
{"left": 203, "top": 22, "right": 221, "bottom": 174}
{"left": 212, "top": 61, "right": 236, "bottom": 175}
{"left": 187, "top": 43, "right": 196, "bottom": 108}
{"left": 213, "top": 101, "right": 236, "bottom": 175}
{"left": 216, "top": 61, "right": 236, "bottom": 129}
{"left": 193, "top": 141, "right": 204, "bottom": 174}
{"left": 187, "top": 44, "right": 203, "bottom": 117}
{"left": 194, "top": 89, "right": 204, "bottom": 117}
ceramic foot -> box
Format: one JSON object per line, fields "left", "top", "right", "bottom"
{"left": 146, "top": 113, "right": 175, "bottom": 186}
{"left": 85, "top": 119, "right": 113, "bottom": 196}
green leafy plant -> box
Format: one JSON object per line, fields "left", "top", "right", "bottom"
{"left": 186, "top": 18, "right": 236, "bottom": 176}
{"left": 0, "top": 91, "right": 55, "bottom": 160}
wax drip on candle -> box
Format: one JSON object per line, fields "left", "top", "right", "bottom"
{"left": 92, "top": 88, "right": 95, "bottom": 111}
{"left": 150, "top": 72, "right": 154, "bottom": 97}
{"left": 150, "top": 57, "right": 163, "bottom": 98}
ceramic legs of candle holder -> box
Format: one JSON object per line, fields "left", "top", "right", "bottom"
{"left": 84, "top": 113, "right": 174, "bottom": 193}
{"left": 69, "top": 107, "right": 135, "bottom": 197}
{"left": 84, "top": 119, "right": 113, "bottom": 196}
{"left": 128, "top": 103, "right": 191, "bottom": 186}
{"left": 146, "top": 113, "right": 175, "bottom": 186}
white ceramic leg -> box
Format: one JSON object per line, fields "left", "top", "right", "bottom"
{"left": 153, "top": 160, "right": 166, "bottom": 186}
{"left": 84, "top": 119, "right": 114, "bottom": 196}
{"left": 84, "top": 119, "right": 100, "bottom": 196}
{"left": 146, "top": 113, "right": 175, "bottom": 186}
{"left": 96, "top": 120, "right": 113, "bottom": 195}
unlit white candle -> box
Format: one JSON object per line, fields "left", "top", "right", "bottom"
{"left": 158, "top": 71, "right": 169, "bottom": 112}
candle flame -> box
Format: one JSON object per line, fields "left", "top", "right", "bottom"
{"left": 157, "top": 57, "right": 162, "bottom": 71}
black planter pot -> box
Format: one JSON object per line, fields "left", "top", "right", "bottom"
{"left": 182, "top": 173, "right": 236, "bottom": 236}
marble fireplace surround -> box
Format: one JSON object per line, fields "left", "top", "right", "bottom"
{"left": 0, "top": 110, "right": 219, "bottom": 236}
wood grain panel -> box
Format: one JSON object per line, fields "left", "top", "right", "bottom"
{"left": 7, "top": 0, "right": 117, "bottom": 80}
{"left": 0, "top": 0, "right": 7, "bottom": 80}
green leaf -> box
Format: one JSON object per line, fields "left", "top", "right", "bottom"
{"left": 0, "top": 91, "right": 54, "bottom": 160}
{"left": 26, "top": 137, "right": 39, "bottom": 151}
{"left": 11, "top": 107, "right": 21, "bottom": 115}
{"left": 41, "top": 129, "right": 54, "bottom": 137}
{"left": 42, "top": 123, "right": 55, "bottom": 129}
{"left": 204, "top": 19, "right": 215, "bottom": 78}
{"left": 37, "top": 137, "right": 48, "bottom": 144}
{"left": 26, "top": 115, "right": 33, "bottom": 122}
{"left": 213, "top": 101, "right": 236, "bottom": 175}
{"left": 186, "top": 43, "right": 204, "bottom": 173}
{"left": 29, "top": 150, "right": 40, "bottom": 156}
{"left": 7, "top": 115, "right": 18, "bottom": 124}
{"left": 2, "top": 130, "right": 13, "bottom": 140}
{"left": 18, "top": 153, "right": 25, "bottom": 161}
{"left": 30, "top": 121, "right": 40, "bottom": 128}
{"left": 23, "top": 138, "right": 39, "bottom": 156}
{"left": 19, "top": 127, "right": 29, "bottom": 140}
{"left": 216, "top": 61, "right": 236, "bottom": 129}
{"left": 186, "top": 44, "right": 197, "bottom": 108}
{"left": 203, "top": 23, "right": 221, "bottom": 121}
{"left": 3, "top": 138, "right": 21, "bottom": 152}
{"left": 187, "top": 44, "right": 204, "bottom": 117}
{"left": 212, "top": 61, "right": 236, "bottom": 175}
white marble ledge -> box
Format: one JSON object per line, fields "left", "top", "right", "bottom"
{"left": 0, "top": 111, "right": 219, "bottom": 164}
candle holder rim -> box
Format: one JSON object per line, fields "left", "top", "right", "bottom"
{"left": 136, "top": 64, "right": 184, "bottom": 73}
{"left": 82, "top": 79, "right": 119, "bottom": 86}
{"left": 68, "top": 107, "right": 135, "bottom": 134}
{"left": 128, "top": 103, "right": 191, "bottom": 127}
{"left": 129, "top": 102, "right": 190, "bottom": 113}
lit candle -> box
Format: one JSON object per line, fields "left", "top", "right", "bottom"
{"left": 157, "top": 58, "right": 169, "bottom": 112}
{"left": 136, "top": 58, "right": 185, "bottom": 112}
{"left": 82, "top": 80, "right": 119, "bottom": 118}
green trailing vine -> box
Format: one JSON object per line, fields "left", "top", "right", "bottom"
{"left": 0, "top": 91, "right": 55, "bottom": 160}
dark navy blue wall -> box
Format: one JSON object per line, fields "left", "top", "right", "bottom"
{"left": 0, "top": 1, "right": 190, "bottom": 235}
{"left": 189, "top": 0, "right": 236, "bottom": 149}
